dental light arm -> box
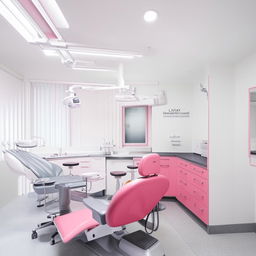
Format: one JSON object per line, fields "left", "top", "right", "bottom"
{"left": 63, "top": 64, "right": 130, "bottom": 108}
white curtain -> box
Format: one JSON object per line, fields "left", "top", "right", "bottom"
{"left": 0, "top": 70, "right": 27, "bottom": 156}
{"left": 31, "top": 82, "right": 70, "bottom": 149}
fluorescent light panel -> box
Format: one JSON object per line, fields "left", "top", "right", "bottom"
{"left": 69, "top": 48, "right": 143, "bottom": 59}
{"left": 38, "top": 0, "right": 69, "bottom": 29}
{"left": 0, "top": 0, "right": 44, "bottom": 42}
{"left": 72, "top": 67, "right": 116, "bottom": 72}
{"left": 0, "top": 0, "right": 64, "bottom": 42}
{"left": 18, "top": 0, "right": 59, "bottom": 39}
{"left": 42, "top": 49, "right": 58, "bottom": 56}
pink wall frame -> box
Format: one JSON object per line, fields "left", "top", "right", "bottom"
{"left": 248, "top": 86, "right": 256, "bottom": 166}
{"left": 121, "top": 105, "right": 152, "bottom": 147}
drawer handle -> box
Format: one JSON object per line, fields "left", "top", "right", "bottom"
{"left": 193, "top": 178, "right": 204, "bottom": 185}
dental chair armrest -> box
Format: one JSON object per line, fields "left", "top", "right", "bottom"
{"left": 83, "top": 196, "right": 110, "bottom": 225}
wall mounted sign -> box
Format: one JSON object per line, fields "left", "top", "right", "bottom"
{"left": 163, "top": 108, "right": 190, "bottom": 118}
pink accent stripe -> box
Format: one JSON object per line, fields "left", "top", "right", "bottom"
{"left": 248, "top": 86, "right": 256, "bottom": 166}
{"left": 18, "top": 0, "right": 58, "bottom": 39}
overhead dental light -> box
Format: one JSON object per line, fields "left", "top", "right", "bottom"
{"left": 0, "top": 0, "right": 66, "bottom": 42}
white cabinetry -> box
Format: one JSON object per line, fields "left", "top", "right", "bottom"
{"left": 49, "top": 157, "right": 106, "bottom": 194}
{"left": 106, "top": 159, "right": 134, "bottom": 195}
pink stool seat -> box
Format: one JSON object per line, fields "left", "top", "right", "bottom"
{"left": 54, "top": 208, "right": 99, "bottom": 243}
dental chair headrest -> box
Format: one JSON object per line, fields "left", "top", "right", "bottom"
{"left": 138, "top": 153, "right": 160, "bottom": 177}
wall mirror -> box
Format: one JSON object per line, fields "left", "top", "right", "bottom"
{"left": 249, "top": 87, "right": 256, "bottom": 165}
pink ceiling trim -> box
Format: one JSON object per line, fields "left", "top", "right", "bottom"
{"left": 18, "top": 0, "right": 58, "bottom": 39}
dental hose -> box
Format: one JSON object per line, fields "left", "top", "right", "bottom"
{"left": 144, "top": 203, "right": 160, "bottom": 234}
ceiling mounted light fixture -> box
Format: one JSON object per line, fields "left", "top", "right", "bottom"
{"left": 42, "top": 49, "right": 58, "bottom": 56}
{"left": 144, "top": 10, "right": 158, "bottom": 23}
{"left": 69, "top": 47, "right": 143, "bottom": 59}
{"left": 71, "top": 61, "right": 116, "bottom": 72}
{"left": 0, "top": 0, "right": 46, "bottom": 42}
{"left": 37, "top": 0, "right": 69, "bottom": 29}
{"left": 0, "top": 0, "right": 66, "bottom": 42}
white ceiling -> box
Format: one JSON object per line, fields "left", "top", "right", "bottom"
{"left": 1, "top": 0, "right": 256, "bottom": 84}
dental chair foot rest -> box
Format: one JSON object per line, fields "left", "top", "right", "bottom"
{"left": 119, "top": 230, "right": 165, "bottom": 256}
{"left": 54, "top": 208, "right": 99, "bottom": 243}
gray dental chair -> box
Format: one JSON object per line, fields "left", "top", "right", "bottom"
{"left": 3, "top": 149, "right": 87, "bottom": 240}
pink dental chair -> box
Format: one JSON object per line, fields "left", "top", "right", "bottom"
{"left": 53, "top": 153, "right": 169, "bottom": 256}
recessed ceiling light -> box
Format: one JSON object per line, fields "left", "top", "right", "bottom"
{"left": 144, "top": 10, "right": 158, "bottom": 23}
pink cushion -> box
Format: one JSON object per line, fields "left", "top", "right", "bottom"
{"left": 138, "top": 153, "right": 160, "bottom": 176}
{"left": 54, "top": 208, "right": 99, "bottom": 243}
{"left": 106, "top": 175, "right": 169, "bottom": 227}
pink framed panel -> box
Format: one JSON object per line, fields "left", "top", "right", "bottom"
{"left": 122, "top": 105, "right": 152, "bottom": 147}
{"left": 248, "top": 86, "right": 256, "bottom": 166}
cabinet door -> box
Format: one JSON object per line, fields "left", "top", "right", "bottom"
{"left": 160, "top": 157, "right": 177, "bottom": 197}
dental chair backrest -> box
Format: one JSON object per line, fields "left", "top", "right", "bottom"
{"left": 4, "top": 151, "right": 38, "bottom": 181}
{"left": 4, "top": 150, "right": 63, "bottom": 181}
{"left": 106, "top": 153, "right": 169, "bottom": 227}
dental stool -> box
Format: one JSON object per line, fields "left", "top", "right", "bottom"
{"left": 127, "top": 164, "right": 138, "bottom": 180}
{"left": 63, "top": 162, "right": 79, "bottom": 175}
{"left": 110, "top": 171, "right": 127, "bottom": 193}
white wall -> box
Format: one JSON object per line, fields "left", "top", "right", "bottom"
{"left": 70, "top": 89, "right": 119, "bottom": 151}
{"left": 0, "top": 68, "right": 25, "bottom": 207}
{"left": 208, "top": 62, "right": 255, "bottom": 225}
{"left": 152, "top": 84, "right": 193, "bottom": 152}
{"left": 70, "top": 84, "right": 195, "bottom": 152}
{"left": 191, "top": 75, "right": 208, "bottom": 155}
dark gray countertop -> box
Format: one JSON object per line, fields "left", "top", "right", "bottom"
{"left": 107, "top": 152, "right": 207, "bottom": 168}
{"left": 44, "top": 152, "right": 207, "bottom": 168}
{"left": 156, "top": 153, "right": 207, "bottom": 168}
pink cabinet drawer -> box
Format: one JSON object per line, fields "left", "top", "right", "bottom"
{"left": 177, "top": 168, "right": 189, "bottom": 181}
{"left": 177, "top": 190, "right": 191, "bottom": 208}
{"left": 160, "top": 157, "right": 171, "bottom": 168}
{"left": 177, "top": 178, "right": 189, "bottom": 193}
{"left": 189, "top": 184, "right": 208, "bottom": 206}
{"left": 190, "top": 199, "right": 209, "bottom": 224}
{"left": 189, "top": 165, "right": 208, "bottom": 179}
{"left": 177, "top": 159, "right": 190, "bottom": 169}
{"left": 190, "top": 173, "right": 208, "bottom": 193}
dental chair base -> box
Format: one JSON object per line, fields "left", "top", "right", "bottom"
{"left": 83, "top": 231, "right": 165, "bottom": 256}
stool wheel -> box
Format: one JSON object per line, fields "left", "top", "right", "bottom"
{"left": 31, "top": 231, "right": 38, "bottom": 240}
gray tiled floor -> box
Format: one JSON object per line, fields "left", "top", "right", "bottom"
{"left": 0, "top": 195, "right": 256, "bottom": 256}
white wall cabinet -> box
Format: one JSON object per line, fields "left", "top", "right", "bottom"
{"left": 49, "top": 157, "right": 106, "bottom": 194}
